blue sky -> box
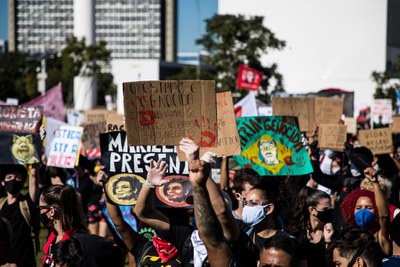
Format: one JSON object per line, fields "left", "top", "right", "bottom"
{"left": 0, "top": 0, "right": 218, "bottom": 52}
{"left": 178, "top": 0, "right": 218, "bottom": 53}
{"left": 0, "top": 0, "right": 7, "bottom": 40}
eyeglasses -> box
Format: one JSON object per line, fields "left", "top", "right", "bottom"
{"left": 243, "top": 200, "right": 270, "bottom": 207}
{"left": 37, "top": 205, "right": 60, "bottom": 212}
{"left": 37, "top": 205, "right": 52, "bottom": 211}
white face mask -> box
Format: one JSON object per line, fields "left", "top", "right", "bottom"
{"left": 242, "top": 205, "right": 268, "bottom": 227}
{"left": 331, "top": 166, "right": 341, "bottom": 174}
{"left": 373, "top": 163, "right": 380, "bottom": 172}
{"left": 350, "top": 163, "right": 361, "bottom": 177}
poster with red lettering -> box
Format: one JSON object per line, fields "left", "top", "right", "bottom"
{"left": 47, "top": 125, "right": 83, "bottom": 168}
{"left": 236, "top": 64, "right": 262, "bottom": 91}
{"left": 123, "top": 80, "right": 217, "bottom": 148}
{"left": 0, "top": 105, "right": 43, "bottom": 165}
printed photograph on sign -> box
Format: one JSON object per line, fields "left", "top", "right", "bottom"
{"left": 155, "top": 175, "right": 192, "bottom": 208}
{"left": 105, "top": 173, "right": 145, "bottom": 206}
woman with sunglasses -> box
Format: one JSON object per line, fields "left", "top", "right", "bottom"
{"left": 39, "top": 184, "right": 87, "bottom": 267}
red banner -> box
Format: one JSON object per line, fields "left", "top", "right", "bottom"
{"left": 23, "top": 83, "right": 65, "bottom": 121}
{"left": 236, "top": 64, "right": 262, "bottom": 91}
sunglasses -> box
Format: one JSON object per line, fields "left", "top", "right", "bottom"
{"left": 37, "top": 205, "right": 61, "bottom": 212}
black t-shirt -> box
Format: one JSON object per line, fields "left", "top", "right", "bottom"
{"left": 0, "top": 194, "right": 36, "bottom": 267}
{"left": 165, "top": 224, "right": 194, "bottom": 267}
{"left": 129, "top": 234, "right": 182, "bottom": 267}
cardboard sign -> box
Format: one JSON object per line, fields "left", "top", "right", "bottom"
{"left": 358, "top": 128, "right": 393, "bottom": 155}
{"left": 47, "top": 125, "right": 83, "bottom": 168}
{"left": 0, "top": 105, "right": 43, "bottom": 165}
{"left": 123, "top": 80, "right": 217, "bottom": 147}
{"left": 106, "top": 114, "right": 125, "bottom": 132}
{"left": 314, "top": 98, "right": 344, "bottom": 125}
{"left": 233, "top": 116, "right": 313, "bottom": 176}
{"left": 372, "top": 99, "right": 392, "bottom": 125}
{"left": 318, "top": 124, "right": 347, "bottom": 151}
{"left": 200, "top": 92, "right": 241, "bottom": 157}
{"left": 100, "top": 131, "right": 191, "bottom": 207}
{"left": 272, "top": 97, "right": 343, "bottom": 131}
{"left": 343, "top": 117, "right": 357, "bottom": 135}
{"left": 391, "top": 116, "right": 400, "bottom": 133}
{"left": 272, "top": 97, "right": 312, "bottom": 132}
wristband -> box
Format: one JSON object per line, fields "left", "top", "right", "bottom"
{"left": 146, "top": 180, "right": 156, "bottom": 189}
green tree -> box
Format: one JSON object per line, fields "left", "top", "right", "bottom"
{"left": 0, "top": 52, "right": 39, "bottom": 102}
{"left": 54, "top": 36, "right": 115, "bottom": 104}
{"left": 196, "top": 14, "right": 286, "bottom": 103}
{"left": 166, "top": 65, "right": 215, "bottom": 80}
{"left": 371, "top": 55, "right": 400, "bottom": 111}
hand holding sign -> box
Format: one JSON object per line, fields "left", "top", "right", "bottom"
{"left": 179, "top": 138, "right": 199, "bottom": 163}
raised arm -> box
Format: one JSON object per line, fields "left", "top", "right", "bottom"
{"left": 190, "top": 160, "right": 232, "bottom": 267}
{"left": 180, "top": 139, "right": 239, "bottom": 242}
{"left": 364, "top": 167, "right": 391, "bottom": 255}
{"left": 28, "top": 164, "right": 40, "bottom": 202}
{"left": 97, "top": 169, "right": 138, "bottom": 251}
{"left": 134, "top": 159, "right": 170, "bottom": 236}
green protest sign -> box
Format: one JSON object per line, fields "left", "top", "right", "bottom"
{"left": 233, "top": 116, "right": 313, "bottom": 176}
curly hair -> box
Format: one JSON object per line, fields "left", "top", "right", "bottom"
{"left": 341, "top": 189, "right": 378, "bottom": 227}
{"left": 232, "top": 168, "right": 261, "bottom": 194}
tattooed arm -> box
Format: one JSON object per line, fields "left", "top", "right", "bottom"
{"left": 190, "top": 160, "right": 232, "bottom": 267}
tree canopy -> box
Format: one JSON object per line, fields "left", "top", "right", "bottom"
{"left": 372, "top": 56, "right": 400, "bottom": 111}
{"left": 0, "top": 36, "right": 115, "bottom": 106}
{"left": 196, "top": 14, "right": 286, "bottom": 103}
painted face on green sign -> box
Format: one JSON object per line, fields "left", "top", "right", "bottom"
{"left": 258, "top": 139, "right": 279, "bottom": 165}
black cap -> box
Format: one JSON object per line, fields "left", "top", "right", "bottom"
{"left": 348, "top": 147, "right": 373, "bottom": 171}
{"left": 0, "top": 164, "right": 28, "bottom": 181}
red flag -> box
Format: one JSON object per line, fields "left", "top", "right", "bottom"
{"left": 236, "top": 64, "right": 262, "bottom": 91}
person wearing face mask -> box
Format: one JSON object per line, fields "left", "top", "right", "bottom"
{"left": 40, "top": 184, "right": 88, "bottom": 267}
{"left": 287, "top": 186, "right": 334, "bottom": 267}
{"left": 341, "top": 167, "right": 391, "bottom": 256}
{"left": 0, "top": 164, "right": 40, "bottom": 267}
{"left": 309, "top": 137, "right": 375, "bottom": 232}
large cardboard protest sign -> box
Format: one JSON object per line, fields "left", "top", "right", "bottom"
{"left": 233, "top": 116, "right": 313, "bottom": 176}
{"left": 272, "top": 97, "right": 344, "bottom": 132}
{"left": 23, "top": 83, "right": 65, "bottom": 121}
{"left": 123, "top": 80, "right": 217, "bottom": 147}
{"left": 0, "top": 105, "right": 43, "bottom": 165}
{"left": 106, "top": 114, "right": 125, "bottom": 132}
{"left": 100, "top": 131, "right": 191, "bottom": 207}
{"left": 318, "top": 124, "right": 347, "bottom": 151}
{"left": 47, "top": 125, "right": 83, "bottom": 168}
{"left": 199, "top": 91, "right": 241, "bottom": 157}
{"left": 272, "top": 97, "right": 312, "bottom": 132}
{"left": 358, "top": 128, "right": 393, "bottom": 155}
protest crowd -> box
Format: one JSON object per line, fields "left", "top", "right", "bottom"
{"left": 1, "top": 80, "right": 400, "bottom": 267}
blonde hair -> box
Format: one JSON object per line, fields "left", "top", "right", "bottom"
{"left": 360, "top": 176, "right": 392, "bottom": 199}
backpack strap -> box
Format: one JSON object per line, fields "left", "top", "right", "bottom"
{"left": 19, "top": 198, "right": 38, "bottom": 255}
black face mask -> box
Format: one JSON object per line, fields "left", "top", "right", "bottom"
{"left": 316, "top": 209, "right": 333, "bottom": 224}
{"left": 40, "top": 212, "right": 51, "bottom": 228}
{"left": 4, "top": 180, "right": 23, "bottom": 195}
